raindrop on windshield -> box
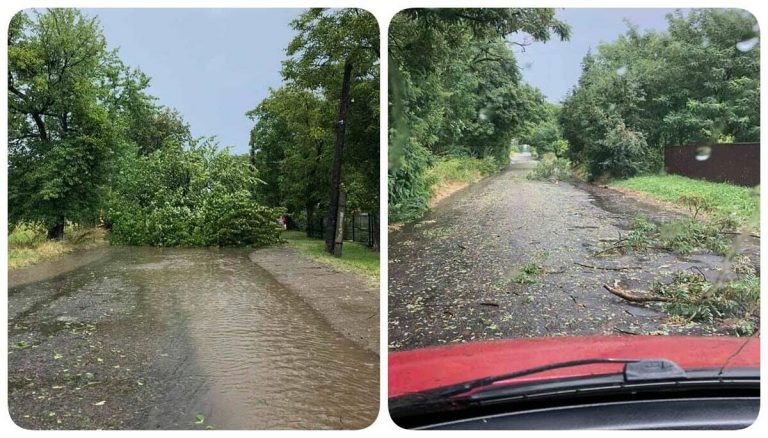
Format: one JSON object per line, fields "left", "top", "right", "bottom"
{"left": 616, "top": 65, "right": 627, "bottom": 76}
{"left": 701, "top": 37, "right": 710, "bottom": 48}
{"left": 478, "top": 108, "right": 488, "bottom": 121}
{"left": 695, "top": 146, "right": 712, "bottom": 161}
{"left": 736, "top": 37, "right": 759, "bottom": 52}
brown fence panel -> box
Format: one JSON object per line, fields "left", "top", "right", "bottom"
{"left": 664, "top": 143, "right": 760, "bottom": 186}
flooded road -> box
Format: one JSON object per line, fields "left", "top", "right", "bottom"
{"left": 8, "top": 247, "right": 378, "bottom": 429}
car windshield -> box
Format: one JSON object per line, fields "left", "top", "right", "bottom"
{"left": 387, "top": 6, "right": 759, "bottom": 404}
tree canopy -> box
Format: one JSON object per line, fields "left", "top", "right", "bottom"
{"left": 388, "top": 8, "right": 570, "bottom": 221}
{"left": 247, "top": 8, "right": 380, "bottom": 247}
{"left": 8, "top": 9, "right": 283, "bottom": 246}
{"left": 560, "top": 9, "right": 759, "bottom": 180}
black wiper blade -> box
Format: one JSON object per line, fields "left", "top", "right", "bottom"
{"left": 405, "top": 358, "right": 686, "bottom": 401}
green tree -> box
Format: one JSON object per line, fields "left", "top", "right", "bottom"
{"left": 388, "top": 8, "right": 571, "bottom": 221}
{"left": 560, "top": 9, "right": 759, "bottom": 180}
{"left": 8, "top": 9, "right": 128, "bottom": 238}
{"left": 106, "top": 138, "right": 283, "bottom": 247}
{"left": 283, "top": 8, "right": 379, "bottom": 254}
{"left": 247, "top": 86, "right": 333, "bottom": 235}
{"left": 249, "top": 8, "right": 380, "bottom": 250}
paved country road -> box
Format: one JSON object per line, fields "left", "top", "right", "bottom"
{"left": 388, "top": 153, "right": 758, "bottom": 351}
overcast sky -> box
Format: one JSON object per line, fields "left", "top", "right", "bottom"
{"left": 85, "top": 8, "right": 302, "bottom": 154}
{"left": 513, "top": 8, "right": 680, "bottom": 103}
{"left": 84, "top": 8, "right": 685, "bottom": 153}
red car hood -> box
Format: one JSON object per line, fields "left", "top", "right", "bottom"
{"left": 389, "top": 336, "right": 759, "bottom": 398}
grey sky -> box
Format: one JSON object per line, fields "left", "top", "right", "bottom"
{"left": 84, "top": 8, "right": 302, "bottom": 154}
{"left": 513, "top": 8, "right": 680, "bottom": 104}
{"left": 83, "top": 8, "right": 683, "bottom": 152}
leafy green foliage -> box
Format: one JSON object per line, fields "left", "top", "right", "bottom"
{"left": 425, "top": 157, "right": 498, "bottom": 187}
{"left": 512, "top": 258, "right": 544, "bottom": 284}
{"left": 561, "top": 9, "right": 759, "bottom": 179}
{"left": 7, "top": 9, "right": 127, "bottom": 236}
{"left": 619, "top": 215, "right": 731, "bottom": 256}
{"left": 653, "top": 269, "right": 759, "bottom": 334}
{"left": 8, "top": 223, "right": 47, "bottom": 248}
{"left": 248, "top": 9, "right": 379, "bottom": 236}
{"left": 528, "top": 154, "right": 572, "bottom": 182}
{"left": 106, "top": 140, "right": 284, "bottom": 247}
{"left": 523, "top": 106, "right": 569, "bottom": 158}
{"left": 389, "top": 8, "right": 571, "bottom": 221}
{"left": 8, "top": 223, "right": 105, "bottom": 269}
{"left": 590, "top": 119, "right": 649, "bottom": 179}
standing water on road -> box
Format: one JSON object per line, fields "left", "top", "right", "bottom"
{"left": 9, "top": 247, "right": 378, "bottom": 429}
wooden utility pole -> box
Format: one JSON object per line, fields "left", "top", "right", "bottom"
{"left": 325, "top": 59, "right": 353, "bottom": 255}
{"left": 333, "top": 190, "right": 346, "bottom": 257}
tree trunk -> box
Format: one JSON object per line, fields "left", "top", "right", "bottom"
{"left": 372, "top": 212, "right": 380, "bottom": 250}
{"left": 324, "top": 59, "right": 353, "bottom": 254}
{"left": 306, "top": 204, "right": 315, "bottom": 238}
{"left": 47, "top": 215, "right": 65, "bottom": 240}
{"left": 333, "top": 191, "right": 346, "bottom": 257}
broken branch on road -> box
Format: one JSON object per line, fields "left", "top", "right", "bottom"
{"left": 575, "top": 261, "right": 641, "bottom": 271}
{"left": 603, "top": 281, "right": 671, "bottom": 303}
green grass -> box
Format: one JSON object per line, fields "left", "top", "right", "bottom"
{"left": 280, "top": 231, "right": 379, "bottom": 284}
{"left": 425, "top": 156, "right": 498, "bottom": 191}
{"left": 8, "top": 224, "right": 106, "bottom": 270}
{"left": 612, "top": 175, "right": 759, "bottom": 228}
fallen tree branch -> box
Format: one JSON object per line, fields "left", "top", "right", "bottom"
{"left": 614, "top": 327, "right": 640, "bottom": 335}
{"left": 603, "top": 282, "right": 671, "bottom": 303}
{"left": 575, "top": 262, "right": 641, "bottom": 271}
{"left": 720, "top": 231, "right": 760, "bottom": 239}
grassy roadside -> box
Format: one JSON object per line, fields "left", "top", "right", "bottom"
{"left": 280, "top": 231, "right": 379, "bottom": 284}
{"left": 425, "top": 156, "right": 498, "bottom": 208}
{"left": 8, "top": 225, "right": 106, "bottom": 270}
{"left": 612, "top": 175, "right": 759, "bottom": 228}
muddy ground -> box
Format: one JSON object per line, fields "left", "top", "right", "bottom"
{"left": 8, "top": 247, "right": 379, "bottom": 430}
{"left": 249, "top": 247, "right": 379, "bottom": 355}
{"left": 389, "top": 153, "right": 759, "bottom": 351}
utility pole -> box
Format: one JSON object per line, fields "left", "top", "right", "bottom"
{"left": 325, "top": 59, "right": 353, "bottom": 255}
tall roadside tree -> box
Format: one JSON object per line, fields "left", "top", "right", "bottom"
{"left": 282, "top": 8, "right": 379, "bottom": 255}
{"left": 8, "top": 9, "right": 126, "bottom": 238}
{"left": 247, "top": 86, "right": 334, "bottom": 236}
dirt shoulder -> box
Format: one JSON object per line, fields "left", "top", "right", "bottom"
{"left": 250, "top": 247, "right": 379, "bottom": 355}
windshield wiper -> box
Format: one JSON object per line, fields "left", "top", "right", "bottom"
{"left": 399, "top": 358, "right": 687, "bottom": 401}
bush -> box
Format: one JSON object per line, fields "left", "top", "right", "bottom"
{"left": 589, "top": 119, "right": 649, "bottom": 180}
{"left": 8, "top": 223, "right": 47, "bottom": 248}
{"left": 388, "top": 141, "right": 434, "bottom": 223}
{"left": 528, "top": 154, "right": 571, "bottom": 182}
{"left": 390, "top": 153, "right": 499, "bottom": 222}
{"left": 107, "top": 141, "right": 284, "bottom": 247}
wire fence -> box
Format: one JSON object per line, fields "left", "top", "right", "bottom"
{"left": 306, "top": 211, "right": 378, "bottom": 248}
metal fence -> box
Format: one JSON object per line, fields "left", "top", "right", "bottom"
{"left": 664, "top": 143, "right": 759, "bottom": 186}
{"left": 306, "top": 211, "right": 378, "bottom": 248}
